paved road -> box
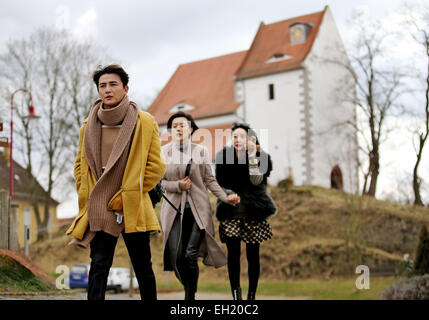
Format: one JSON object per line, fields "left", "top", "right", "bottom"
{"left": 0, "top": 290, "right": 309, "bottom": 300}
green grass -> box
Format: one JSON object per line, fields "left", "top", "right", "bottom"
{"left": 254, "top": 277, "right": 397, "bottom": 300}
{"left": 157, "top": 277, "right": 398, "bottom": 300}
{"left": 0, "top": 256, "right": 52, "bottom": 293}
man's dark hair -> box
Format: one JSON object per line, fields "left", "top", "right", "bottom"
{"left": 92, "top": 64, "right": 129, "bottom": 89}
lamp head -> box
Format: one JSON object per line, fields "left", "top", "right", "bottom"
{"left": 24, "top": 104, "right": 40, "bottom": 119}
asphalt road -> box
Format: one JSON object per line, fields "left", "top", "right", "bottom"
{"left": 0, "top": 290, "right": 308, "bottom": 300}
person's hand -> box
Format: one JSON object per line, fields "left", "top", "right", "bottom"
{"left": 226, "top": 194, "right": 240, "bottom": 205}
{"left": 179, "top": 176, "right": 192, "bottom": 190}
{"left": 247, "top": 138, "right": 257, "bottom": 157}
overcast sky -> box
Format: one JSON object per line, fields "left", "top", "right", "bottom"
{"left": 0, "top": 0, "right": 427, "bottom": 217}
{"left": 0, "top": 0, "right": 421, "bottom": 103}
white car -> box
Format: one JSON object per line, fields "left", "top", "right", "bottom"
{"left": 107, "top": 267, "right": 139, "bottom": 293}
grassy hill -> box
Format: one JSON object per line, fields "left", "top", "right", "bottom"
{"left": 30, "top": 185, "right": 429, "bottom": 286}
{"left": 0, "top": 255, "right": 52, "bottom": 293}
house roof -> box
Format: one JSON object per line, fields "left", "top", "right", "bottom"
{"left": 147, "top": 51, "right": 248, "bottom": 126}
{"left": 148, "top": 7, "right": 327, "bottom": 125}
{"left": 235, "top": 7, "right": 327, "bottom": 79}
{"left": 0, "top": 151, "right": 59, "bottom": 206}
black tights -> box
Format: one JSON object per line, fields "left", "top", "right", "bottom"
{"left": 225, "top": 237, "right": 260, "bottom": 293}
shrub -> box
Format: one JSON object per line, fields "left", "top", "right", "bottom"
{"left": 380, "top": 274, "right": 429, "bottom": 300}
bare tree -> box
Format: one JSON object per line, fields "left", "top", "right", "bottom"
{"left": 62, "top": 40, "right": 109, "bottom": 154}
{"left": 325, "top": 10, "right": 405, "bottom": 197}
{"left": 0, "top": 27, "right": 111, "bottom": 240}
{"left": 401, "top": 4, "right": 429, "bottom": 206}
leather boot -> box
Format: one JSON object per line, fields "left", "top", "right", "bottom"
{"left": 184, "top": 222, "right": 203, "bottom": 300}
{"left": 232, "top": 287, "right": 242, "bottom": 300}
{"left": 184, "top": 268, "right": 198, "bottom": 300}
{"left": 247, "top": 291, "right": 256, "bottom": 300}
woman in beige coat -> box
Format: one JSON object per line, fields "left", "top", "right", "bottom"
{"left": 160, "top": 111, "right": 239, "bottom": 300}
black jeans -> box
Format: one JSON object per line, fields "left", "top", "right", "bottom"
{"left": 87, "top": 230, "right": 156, "bottom": 301}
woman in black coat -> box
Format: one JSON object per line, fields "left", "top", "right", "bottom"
{"left": 215, "top": 122, "right": 277, "bottom": 300}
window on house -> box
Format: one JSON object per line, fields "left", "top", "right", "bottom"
{"left": 168, "top": 103, "right": 195, "bottom": 113}
{"left": 289, "top": 22, "right": 313, "bottom": 45}
{"left": 266, "top": 53, "right": 293, "bottom": 64}
{"left": 268, "top": 84, "right": 275, "bottom": 100}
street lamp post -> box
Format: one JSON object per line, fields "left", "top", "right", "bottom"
{"left": 10, "top": 88, "right": 40, "bottom": 201}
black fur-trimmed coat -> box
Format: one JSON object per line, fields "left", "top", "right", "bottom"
{"left": 214, "top": 146, "right": 277, "bottom": 221}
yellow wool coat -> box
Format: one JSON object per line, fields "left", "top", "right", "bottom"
{"left": 66, "top": 110, "right": 166, "bottom": 240}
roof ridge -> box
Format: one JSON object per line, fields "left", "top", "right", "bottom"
{"left": 147, "top": 65, "right": 182, "bottom": 114}
{"left": 234, "top": 7, "right": 328, "bottom": 80}
{"left": 300, "top": 6, "right": 328, "bottom": 63}
{"left": 147, "top": 51, "right": 248, "bottom": 114}
{"left": 263, "top": 7, "right": 327, "bottom": 27}
{"left": 147, "top": 7, "right": 333, "bottom": 122}
{"left": 0, "top": 155, "right": 58, "bottom": 205}
{"left": 235, "top": 22, "right": 265, "bottom": 79}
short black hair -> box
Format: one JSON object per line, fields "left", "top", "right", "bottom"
{"left": 167, "top": 111, "right": 199, "bottom": 135}
{"left": 232, "top": 122, "right": 260, "bottom": 145}
{"left": 92, "top": 64, "right": 129, "bottom": 89}
{"left": 232, "top": 122, "right": 251, "bottom": 132}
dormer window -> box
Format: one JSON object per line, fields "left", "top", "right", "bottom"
{"left": 289, "top": 22, "right": 312, "bottom": 45}
{"left": 266, "top": 52, "right": 293, "bottom": 64}
{"left": 168, "top": 103, "right": 195, "bottom": 113}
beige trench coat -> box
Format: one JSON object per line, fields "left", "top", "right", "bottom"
{"left": 160, "top": 142, "right": 229, "bottom": 268}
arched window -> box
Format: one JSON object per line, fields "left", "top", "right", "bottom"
{"left": 330, "top": 165, "right": 343, "bottom": 191}
{"left": 289, "top": 22, "right": 312, "bottom": 45}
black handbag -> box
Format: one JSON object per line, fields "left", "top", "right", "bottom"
{"left": 148, "top": 182, "right": 163, "bottom": 208}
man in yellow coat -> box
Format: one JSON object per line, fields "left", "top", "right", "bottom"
{"left": 66, "top": 65, "right": 166, "bottom": 300}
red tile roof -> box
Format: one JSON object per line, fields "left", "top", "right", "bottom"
{"left": 148, "top": 7, "right": 327, "bottom": 124}
{"left": 147, "top": 51, "right": 248, "bottom": 125}
{"left": 0, "top": 151, "right": 59, "bottom": 205}
{"left": 235, "top": 7, "right": 327, "bottom": 79}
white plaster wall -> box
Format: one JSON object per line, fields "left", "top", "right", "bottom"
{"left": 157, "top": 7, "right": 358, "bottom": 192}
{"left": 303, "top": 7, "right": 359, "bottom": 193}
{"left": 242, "top": 70, "right": 305, "bottom": 185}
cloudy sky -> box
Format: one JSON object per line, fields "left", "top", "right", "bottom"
{"left": 0, "top": 0, "right": 421, "bottom": 103}
{"left": 0, "top": 0, "right": 427, "bottom": 217}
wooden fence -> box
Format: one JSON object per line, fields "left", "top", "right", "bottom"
{"left": 0, "top": 189, "right": 19, "bottom": 250}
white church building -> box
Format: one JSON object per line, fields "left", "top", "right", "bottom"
{"left": 148, "top": 6, "right": 359, "bottom": 193}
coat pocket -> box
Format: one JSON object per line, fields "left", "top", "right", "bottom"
{"left": 108, "top": 188, "right": 124, "bottom": 215}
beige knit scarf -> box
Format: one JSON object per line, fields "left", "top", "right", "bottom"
{"left": 69, "top": 95, "right": 138, "bottom": 248}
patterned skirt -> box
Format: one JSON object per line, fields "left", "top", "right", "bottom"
{"left": 219, "top": 218, "right": 273, "bottom": 244}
